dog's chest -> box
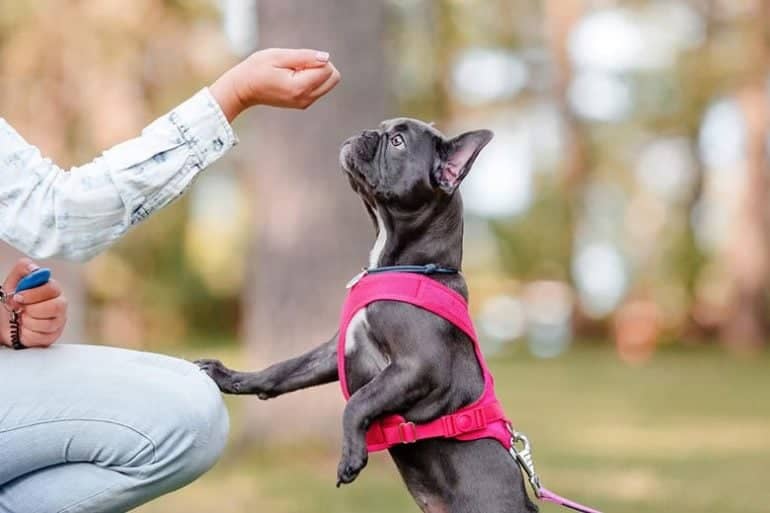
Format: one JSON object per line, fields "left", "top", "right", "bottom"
{"left": 343, "top": 308, "right": 390, "bottom": 392}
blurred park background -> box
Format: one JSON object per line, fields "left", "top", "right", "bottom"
{"left": 2, "top": 1, "right": 770, "bottom": 512}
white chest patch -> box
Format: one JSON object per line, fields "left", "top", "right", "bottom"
{"left": 345, "top": 309, "right": 369, "bottom": 355}
{"left": 344, "top": 308, "right": 390, "bottom": 373}
{"left": 369, "top": 209, "right": 387, "bottom": 268}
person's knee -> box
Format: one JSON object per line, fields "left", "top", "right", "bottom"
{"left": 143, "top": 361, "right": 230, "bottom": 489}
{"left": 182, "top": 367, "right": 230, "bottom": 477}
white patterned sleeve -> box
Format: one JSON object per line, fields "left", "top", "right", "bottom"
{"left": 0, "top": 88, "right": 237, "bottom": 261}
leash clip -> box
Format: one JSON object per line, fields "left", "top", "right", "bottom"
{"left": 508, "top": 426, "right": 542, "bottom": 498}
{"left": 507, "top": 425, "right": 605, "bottom": 512}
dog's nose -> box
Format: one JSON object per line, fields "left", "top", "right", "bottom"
{"left": 358, "top": 130, "right": 380, "bottom": 162}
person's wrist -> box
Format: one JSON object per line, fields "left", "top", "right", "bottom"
{"left": 210, "top": 68, "right": 246, "bottom": 123}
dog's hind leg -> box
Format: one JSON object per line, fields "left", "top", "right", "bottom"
{"left": 195, "top": 333, "right": 339, "bottom": 398}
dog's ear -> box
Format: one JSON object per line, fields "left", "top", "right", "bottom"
{"left": 434, "top": 129, "right": 494, "bottom": 194}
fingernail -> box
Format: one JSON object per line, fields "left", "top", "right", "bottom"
{"left": 13, "top": 294, "right": 23, "bottom": 304}
{"left": 27, "top": 263, "right": 39, "bottom": 272}
{"left": 316, "top": 51, "right": 330, "bottom": 62}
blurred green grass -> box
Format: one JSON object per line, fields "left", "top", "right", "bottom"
{"left": 138, "top": 344, "right": 770, "bottom": 513}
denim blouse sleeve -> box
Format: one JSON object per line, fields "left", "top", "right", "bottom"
{"left": 0, "top": 88, "right": 238, "bottom": 261}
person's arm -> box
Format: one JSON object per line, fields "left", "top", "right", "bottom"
{"left": 0, "top": 48, "right": 340, "bottom": 261}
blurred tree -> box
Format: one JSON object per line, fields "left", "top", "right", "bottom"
{"left": 543, "top": 0, "right": 594, "bottom": 332}
{"left": 240, "top": 1, "right": 387, "bottom": 443}
{"left": 671, "top": 0, "right": 716, "bottom": 337}
{"left": 390, "top": 0, "right": 448, "bottom": 121}
{"left": 721, "top": 0, "right": 770, "bottom": 351}
{"left": 544, "top": 0, "right": 587, "bottom": 189}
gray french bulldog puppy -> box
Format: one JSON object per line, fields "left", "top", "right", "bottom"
{"left": 196, "top": 118, "right": 538, "bottom": 513}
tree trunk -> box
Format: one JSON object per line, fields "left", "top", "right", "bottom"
{"left": 240, "top": 1, "right": 387, "bottom": 443}
{"left": 678, "top": 2, "right": 714, "bottom": 339}
{"left": 543, "top": 0, "right": 587, "bottom": 189}
{"left": 721, "top": 2, "right": 770, "bottom": 351}
{"left": 543, "top": 0, "right": 595, "bottom": 333}
{"left": 722, "top": 84, "right": 770, "bottom": 351}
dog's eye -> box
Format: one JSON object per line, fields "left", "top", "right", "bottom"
{"left": 390, "top": 134, "right": 405, "bottom": 147}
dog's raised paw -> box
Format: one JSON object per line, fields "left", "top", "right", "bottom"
{"left": 194, "top": 358, "right": 225, "bottom": 377}
{"left": 194, "top": 358, "right": 242, "bottom": 393}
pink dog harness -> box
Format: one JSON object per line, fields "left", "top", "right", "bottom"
{"left": 338, "top": 272, "right": 511, "bottom": 451}
{"left": 337, "top": 270, "right": 603, "bottom": 513}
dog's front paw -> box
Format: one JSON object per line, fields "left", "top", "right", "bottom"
{"left": 194, "top": 358, "right": 244, "bottom": 394}
{"left": 336, "top": 444, "right": 369, "bottom": 487}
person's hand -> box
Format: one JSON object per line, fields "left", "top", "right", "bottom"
{"left": 0, "top": 259, "right": 67, "bottom": 348}
{"left": 210, "top": 48, "right": 341, "bottom": 122}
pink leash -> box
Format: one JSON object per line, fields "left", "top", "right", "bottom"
{"left": 538, "top": 488, "right": 603, "bottom": 513}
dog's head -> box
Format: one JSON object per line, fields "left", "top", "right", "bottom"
{"left": 339, "top": 118, "right": 493, "bottom": 213}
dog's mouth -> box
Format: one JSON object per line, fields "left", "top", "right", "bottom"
{"left": 340, "top": 139, "right": 379, "bottom": 219}
{"left": 339, "top": 139, "right": 356, "bottom": 175}
{"left": 340, "top": 139, "right": 375, "bottom": 190}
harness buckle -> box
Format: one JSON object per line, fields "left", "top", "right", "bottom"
{"left": 398, "top": 421, "right": 418, "bottom": 444}
{"left": 508, "top": 426, "right": 542, "bottom": 498}
{"left": 443, "top": 407, "right": 487, "bottom": 437}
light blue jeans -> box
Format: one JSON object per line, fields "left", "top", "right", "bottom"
{"left": 0, "top": 344, "right": 229, "bottom": 513}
